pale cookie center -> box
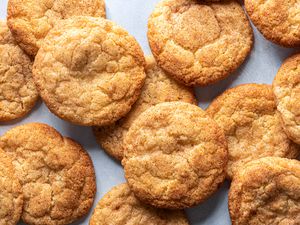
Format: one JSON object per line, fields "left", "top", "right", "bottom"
{"left": 172, "top": 5, "right": 220, "bottom": 52}
{"left": 58, "top": 41, "right": 109, "bottom": 76}
{"left": 227, "top": 114, "right": 288, "bottom": 175}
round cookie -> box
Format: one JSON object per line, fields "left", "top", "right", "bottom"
{"left": 0, "top": 123, "right": 96, "bottom": 225}
{"left": 93, "top": 56, "right": 197, "bottom": 161}
{"left": 148, "top": 0, "right": 253, "bottom": 86}
{"left": 0, "top": 149, "right": 23, "bottom": 225}
{"left": 89, "top": 183, "right": 189, "bottom": 225}
{"left": 7, "top": 0, "right": 106, "bottom": 56}
{"left": 245, "top": 0, "right": 300, "bottom": 47}
{"left": 229, "top": 157, "right": 300, "bottom": 225}
{"left": 33, "top": 16, "right": 146, "bottom": 126}
{"left": 122, "top": 102, "right": 228, "bottom": 209}
{"left": 273, "top": 54, "right": 300, "bottom": 145}
{"left": 0, "top": 21, "right": 38, "bottom": 122}
{"left": 206, "top": 84, "right": 300, "bottom": 179}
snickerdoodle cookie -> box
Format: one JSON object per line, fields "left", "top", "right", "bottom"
{"left": 0, "top": 149, "right": 23, "bottom": 225}
{"left": 0, "top": 21, "right": 38, "bottom": 122}
{"left": 0, "top": 123, "right": 96, "bottom": 225}
{"left": 89, "top": 183, "right": 189, "bottom": 225}
{"left": 148, "top": 0, "right": 253, "bottom": 86}
{"left": 7, "top": 0, "right": 106, "bottom": 56}
{"left": 33, "top": 16, "right": 146, "bottom": 126}
{"left": 273, "top": 54, "right": 300, "bottom": 145}
{"left": 93, "top": 56, "right": 197, "bottom": 161}
{"left": 229, "top": 157, "right": 300, "bottom": 225}
{"left": 245, "top": 0, "right": 300, "bottom": 47}
{"left": 207, "top": 84, "right": 299, "bottom": 179}
{"left": 122, "top": 102, "right": 228, "bottom": 209}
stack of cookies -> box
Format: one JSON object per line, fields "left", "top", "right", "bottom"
{"left": 0, "top": 0, "right": 299, "bottom": 225}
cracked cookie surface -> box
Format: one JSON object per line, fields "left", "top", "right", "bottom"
{"left": 148, "top": 0, "right": 253, "bottom": 86}
{"left": 273, "top": 54, "right": 300, "bottom": 145}
{"left": 93, "top": 56, "right": 197, "bottom": 161}
{"left": 245, "top": 0, "right": 300, "bottom": 47}
{"left": 0, "top": 148, "right": 23, "bottom": 225}
{"left": 7, "top": 0, "right": 106, "bottom": 56}
{"left": 229, "top": 157, "right": 300, "bottom": 225}
{"left": 207, "top": 84, "right": 300, "bottom": 179}
{"left": 0, "top": 123, "right": 96, "bottom": 225}
{"left": 33, "top": 16, "right": 146, "bottom": 126}
{"left": 89, "top": 183, "right": 189, "bottom": 225}
{"left": 0, "top": 21, "right": 38, "bottom": 122}
{"left": 122, "top": 102, "right": 228, "bottom": 209}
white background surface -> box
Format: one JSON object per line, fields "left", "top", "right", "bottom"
{"left": 0, "top": 0, "right": 298, "bottom": 224}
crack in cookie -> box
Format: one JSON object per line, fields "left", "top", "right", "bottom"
{"left": 229, "top": 157, "right": 300, "bottom": 225}
{"left": 0, "top": 149, "right": 23, "bottom": 225}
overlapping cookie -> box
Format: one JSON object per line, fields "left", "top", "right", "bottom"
{"left": 0, "top": 123, "right": 96, "bottom": 225}
{"left": 90, "top": 183, "right": 189, "bottom": 225}
{"left": 207, "top": 84, "right": 299, "bottom": 179}
{"left": 123, "top": 102, "right": 228, "bottom": 209}
{"left": 7, "top": 0, "right": 106, "bottom": 56}
{"left": 229, "top": 157, "right": 300, "bottom": 225}
{"left": 0, "top": 20, "right": 38, "bottom": 122}
{"left": 245, "top": 0, "right": 300, "bottom": 47}
{"left": 93, "top": 56, "right": 197, "bottom": 161}
{"left": 273, "top": 54, "right": 300, "bottom": 145}
{"left": 33, "top": 16, "right": 146, "bottom": 126}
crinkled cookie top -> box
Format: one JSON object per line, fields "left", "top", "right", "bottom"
{"left": 148, "top": 0, "right": 253, "bottom": 86}
{"left": 90, "top": 183, "right": 189, "bottom": 225}
{"left": 93, "top": 56, "right": 196, "bottom": 161}
{"left": 7, "top": 0, "right": 106, "bottom": 56}
{"left": 0, "top": 20, "right": 38, "bottom": 122}
{"left": 273, "top": 54, "right": 300, "bottom": 144}
{"left": 207, "top": 84, "right": 299, "bottom": 179}
{"left": 0, "top": 123, "right": 96, "bottom": 225}
{"left": 123, "top": 102, "right": 228, "bottom": 209}
{"left": 33, "top": 16, "right": 146, "bottom": 126}
{"left": 0, "top": 149, "right": 23, "bottom": 225}
{"left": 229, "top": 157, "right": 300, "bottom": 225}
{"left": 245, "top": 0, "right": 300, "bottom": 47}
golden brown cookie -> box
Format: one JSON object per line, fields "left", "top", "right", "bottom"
{"left": 93, "top": 56, "right": 197, "bottom": 161}
{"left": 89, "top": 183, "right": 189, "bottom": 225}
{"left": 148, "top": 0, "right": 253, "bottom": 86}
{"left": 0, "top": 21, "right": 38, "bottom": 122}
{"left": 273, "top": 54, "right": 300, "bottom": 145}
{"left": 207, "top": 84, "right": 300, "bottom": 179}
{"left": 245, "top": 0, "right": 300, "bottom": 47}
{"left": 229, "top": 157, "right": 300, "bottom": 225}
{"left": 33, "top": 16, "right": 146, "bottom": 126}
{"left": 0, "top": 149, "right": 23, "bottom": 225}
{"left": 0, "top": 123, "right": 96, "bottom": 225}
{"left": 7, "top": 0, "right": 106, "bottom": 56}
{"left": 122, "top": 102, "right": 228, "bottom": 209}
